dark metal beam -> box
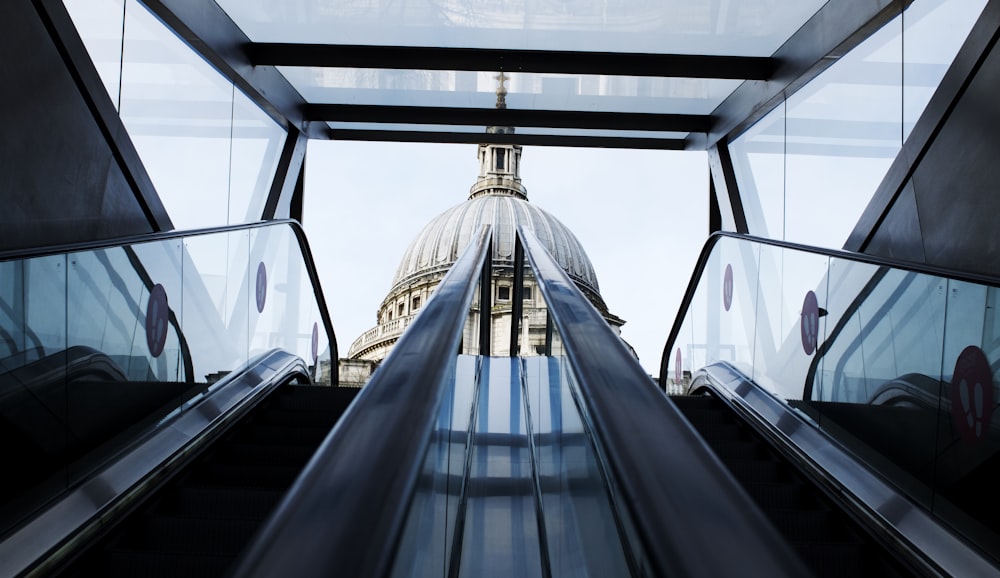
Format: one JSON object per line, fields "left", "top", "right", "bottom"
{"left": 262, "top": 128, "right": 308, "bottom": 220}
{"left": 140, "top": 0, "right": 320, "bottom": 138}
{"left": 309, "top": 104, "right": 708, "bottom": 133}
{"left": 699, "top": 0, "right": 909, "bottom": 150}
{"left": 328, "top": 129, "right": 686, "bottom": 150}
{"left": 249, "top": 43, "right": 775, "bottom": 80}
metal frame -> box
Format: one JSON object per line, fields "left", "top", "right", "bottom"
{"left": 309, "top": 104, "right": 708, "bottom": 133}
{"left": 262, "top": 128, "right": 308, "bottom": 220}
{"left": 328, "top": 129, "right": 686, "bottom": 150}
{"left": 249, "top": 43, "right": 774, "bottom": 80}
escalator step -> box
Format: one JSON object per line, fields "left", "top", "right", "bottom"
{"left": 723, "top": 457, "right": 789, "bottom": 484}
{"left": 213, "top": 441, "right": 319, "bottom": 467}
{"left": 793, "top": 542, "right": 867, "bottom": 578}
{"left": 271, "top": 386, "right": 357, "bottom": 412}
{"left": 764, "top": 508, "right": 853, "bottom": 542}
{"left": 161, "top": 486, "right": 283, "bottom": 520}
{"left": 123, "top": 516, "right": 261, "bottom": 555}
{"left": 743, "top": 481, "right": 815, "bottom": 510}
{"left": 189, "top": 462, "right": 304, "bottom": 489}
{"left": 104, "top": 550, "right": 233, "bottom": 578}
{"left": 252, "top": 407, "right": 341, "bottom": 428}
{"left": 702, "top": 439, "right": 762, "bottom": 460}
{"left": 233, "top": 424, "right": 332, "bottom": 445}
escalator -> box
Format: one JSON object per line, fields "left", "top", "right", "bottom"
{"left": 0, "top": 220, "right": 345, "bottom": 577}
{"left": 672, "top": 392, "right": 910, "bottom": 578}
{"left": 56, "top": 382, "right": 357, "bottom": 578}
{"left": 662, "top": 232, "right": 1000, "bottom": 575}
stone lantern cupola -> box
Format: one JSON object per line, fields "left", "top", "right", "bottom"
{"left": 471, "top": 72, "right": 526, "bottom": 201}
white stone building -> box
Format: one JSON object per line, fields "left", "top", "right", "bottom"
{"left": 339, "top": 80, "right": 625, "bottom": 386}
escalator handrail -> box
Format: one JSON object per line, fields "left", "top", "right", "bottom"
{"left": 232, "top": 226, "right": 493, "bottom": 578}
{"left": 517, "top": 227, "right": 813, "bottom": 578}
{"left": 694, "top": 361, "right": 998, "bottom": 577}
{"left": 0, "top": 219, "right": 339, "bottom": 379}
{"left": 2, "top": 349, "right": 309, "bottom": 577}
{"left": 658, "top": 231, "right": 1000, "bottom": 388}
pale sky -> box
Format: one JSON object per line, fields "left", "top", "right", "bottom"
{"left": 303, "top": 141, "right": 709, "bottom": 376}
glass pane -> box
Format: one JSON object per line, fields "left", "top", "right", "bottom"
{"left": 230, "top": 89, "right": 287, "bottom": 224}
{"left": 783, "top": 15, "right": 902, "bottom": 250}
{"left": 458, "top": 358, "right": 544, "bottom": 578}
{"left": 390, "top": 354, "right": 474, "bottom": 578}
{"left": 63, "top": 0, "right": 125, "bottom": 109}
{"left": 903, "top": 0, "right": 988, "bottom": 139}
{"left": 283, "top": 67, "right": 740, "bottom": 114}
{"left": 121, "top": 0, "right": 233, "bottom": 229}
{"left": 218, "top": 0, "right": 827, "bottom": 57}
{"left": 730, "top": 101, "right": 785, "bottom": 239}
{"left": 751, "top": 244, "right": 829, "bottom": 399}
{"left": 0, "top": 223, "right": 331, "bottom": 535}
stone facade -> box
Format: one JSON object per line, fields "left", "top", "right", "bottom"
{"left": 338, "top": 83, "right": 625, "bottom": 386}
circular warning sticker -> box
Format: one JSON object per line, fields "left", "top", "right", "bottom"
{"left": 146, "top": 283, "right": 169, "bottom": 358}
{"left": 723, "top": 263, "right": 734, "bottom": 312}
{"left": 800, "top": 291, "right": 819, "bottom": 356}
{"left": 951, "top": 345, "right": 994, "bottom": 444}
{"left": 311, "top": 322, "right": 319, "bottom": 364}
{"left": 255, "top": 262, "right": 267, "bottom": 313}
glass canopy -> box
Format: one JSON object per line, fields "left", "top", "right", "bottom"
{"left": 211, "top": 0, "right": 832, "bottom": 147}
{"left": 215, "top": 0, "right": 827, "bottom": 55}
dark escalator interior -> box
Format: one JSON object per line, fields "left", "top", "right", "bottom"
{"left": 57, "top": 382, "right": 357, "bottom": 578}
{"left": 672, "top": 393, "right": 911, "bottom": 578}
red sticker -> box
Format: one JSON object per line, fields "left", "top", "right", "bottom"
{"left": 723, "top": 264, "right": 733, "bottom": 311}
{"left": 800, "top": 291, "right": 819, "bottom": 356}
{"left": 674, "top": 348, "right": 682, "bottom": 383}
{"left": 951, "top": 345, "right": 994, "bottom": 444}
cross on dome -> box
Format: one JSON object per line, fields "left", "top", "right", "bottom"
{"left": 495, "top": 71, "right": 508, "bottom": 109}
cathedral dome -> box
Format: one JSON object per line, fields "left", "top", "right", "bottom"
{"left": 390, "top": 193, "right": 601, "bottom": 295}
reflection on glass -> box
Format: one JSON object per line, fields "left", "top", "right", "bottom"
{"left": 218, "top": 0, "right": 826, "bottom": 56}
{"left": 120, "top": 0, "right": 233, "bottom": 229}
{"left": 0, "top": 222, "right": 334, "bottom": 534}
{"left": 729, "top": 0, "right": 986, "bottom": 249}
{"left": 230, "top": 90, "right": 286, "bottom": 224}
{"left": 903, "top": 0, "right": 988, "bottom": 139}
{"left": 670, "top": 234, "right": 1000, "bottom": 559}
{"left": 64, "top": 0, "right": 125, "bottom": 109}
{"left": 783, "top": 16, "right": 902, "bottom": 249}
{"left": 729, "top": 102, "right": 785, "bottom": 239}
{"left": 282, "top": 67, "right": 740, "bottom": 114}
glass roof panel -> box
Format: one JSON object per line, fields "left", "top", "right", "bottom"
{"left": 281, "top": 68, "right": 738, "bottom": 114}
{"left": 327, "top": 122, "right": 687, "bottom": 141}
{"left": 217, "top": 0, "right": 828, "bottom": 57}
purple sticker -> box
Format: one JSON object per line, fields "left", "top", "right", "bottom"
{"left": 311, "top": 322, "right": 319, "bottom": 364}
{"left": 255, "top": 262, "right": 267, "bottom": 313}
{"left": 800, "top": 291, "right": 819, "bottom": 356}
{"left": 951, "top": 346, "right": 994, "bottom": 444}
{"left": 674, "top": 348, "right": 682, "bottom": 383}
{"left": 145, "top": 283, "right": 169, "bottom": 358}
{"left": 723, "top": 263, "right": 734, "bottom": 311}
